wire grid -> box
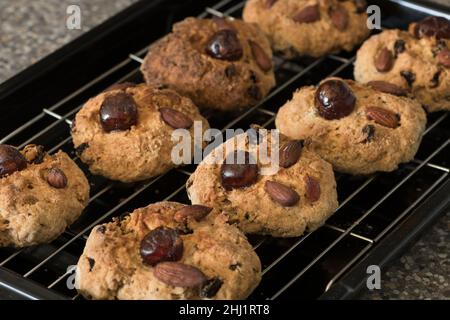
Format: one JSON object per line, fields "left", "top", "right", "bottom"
{"left": 0, "top": 0, "right": 449, "bottom": 300}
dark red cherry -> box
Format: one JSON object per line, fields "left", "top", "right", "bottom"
{"left": 99, "top": 92, "right": 138, "bottom": 132}
{"left": 205, "top": 30, "right": 243, "bottom": 61}
{"left": 315, "top": 80, "right": 356, "bottom": 120}
{"left": 414, "top": 16, "right": 450, "bottom": 40}
{"left": 0, "top": 145, "right": 27, "bottom": 178}
{"left": 140, "top": 227, "right": 183, "bottom": 266}
{"left": 220, "top": 151, "right": 258, "bottom": 191}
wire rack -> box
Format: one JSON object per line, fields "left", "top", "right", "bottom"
{"left": 0, "top": 0, "right": 449, "bottom": 300}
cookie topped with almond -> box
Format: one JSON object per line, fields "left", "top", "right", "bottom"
{"left": 186, "top": 130, "right": 338, "bottom": 237}
{"left": 75, "top": 201, "right": 261, "bottom": 300}
{"left": 0, "top": 144, "right": 89, "bottom": 247}
{"left": 243, "top": 0, "right": 370, "bottom": 58}
{"left": 71, "top": 83, "right": 209, "bottom": 183}
{"left": 354, "top": 16, "right": 450, "bottom": 112}
{"left": 275, "top": 77, "right": 427, "bottom": 175}
{"left": 141, "top": 17, "right": 276, "bottom": 111}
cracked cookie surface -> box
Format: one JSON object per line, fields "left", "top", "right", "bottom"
{"left": 140, "top": 17, "right": 276, "bottom": 111}
{"left": 186, "top": 130, "right": 338, "bottom": 237}
{"left": 71, "top": 83, "right": 209, "bottom": 183}
{"left": 275, "top": 77, "right": 427, "bottom": 175}
{"left": 354, "top": 17, "right": 450, "bottom": 112}
{"left": 243, "top": 0, "right": 370, "bottom": 58}
{"left": 76, "top": 201, "right": 261, "bottom": 300}
{"left": 0, "top": 144, "right": 89, "bottom": 248}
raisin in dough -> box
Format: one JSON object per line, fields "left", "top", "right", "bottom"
{"left": 140, "top": 17, "right": 276, "bottom": 111}
{"left": 75, "top": 202, "right": 261, "bottom": 300}
{"left": 354, "top": 17, "right": 450, "bottom": 112}
{"left": 243, "top": 0, "right": 370, "bottom": 58}
{"left": 186, "top": 130, "right": 338, "bottom": 237}
{"left": 71, "top": 83, "right": 209, "bottom": 183}
{"left": 275, "top": 77, "right": 427, "bottom": 175}
{"left": 0, "top": 145, "right": 89, "bottom": 248}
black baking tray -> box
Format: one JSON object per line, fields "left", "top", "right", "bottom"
{"left": 0, "top": 0, "right": 449, "bottom": 300}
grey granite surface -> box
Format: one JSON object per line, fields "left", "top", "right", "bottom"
{"left": 0, "top": 0, "right": 448, "bottom": 300}
{"left": 0, "top": 0, "right": 138, "bottom": 83}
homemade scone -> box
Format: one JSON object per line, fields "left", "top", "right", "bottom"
{"left": 354, "top": 16, "right": 450, "bottom": 112}
{"left": 186, "top": 129, "right": 338, "bottom": 237}
{"left": 275, "top": 77, "right": 427, "bottom": 175}
{"left": 76, "top": 202, "right": 261, "bottom": 300}
{"left": 243, "top": 0, "right": 370, "bottom": 58}
{"left": 140, "top": 17, "right": 276, "bottom": 111}
{"left": 0, "top": 144, "right": 89, "bottom": 247}
{"left": 71, "top": 83, "right": 209, "bottom": 183}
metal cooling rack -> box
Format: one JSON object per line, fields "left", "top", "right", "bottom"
{"left": 0, "top": 0, "right": 449, "bottom": 300}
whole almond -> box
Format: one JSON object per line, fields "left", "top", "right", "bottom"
{"left": 367, "top": 81, "right": 408, "bottom": 97}
{"left": 46, "top": 168, "right": 67, "bottom": 189}
{"left": 265, "top": 180, "right": 300, "bottom": 207}
{"left": 249, "top": 40, "right": 272, "bottom": 72}
{"left": 160, "top": 108, "right": 193, "bottom": 129}
{"left": 279, "top": 140, "right": 303, "bottom": 168}
{"left": 329, "top": 4, "right": 349, "bottom": 31}
{"left": 293, "top": 5, "right": 320, "bottom": 23}
{"left": 374, "top": 48, "right": 394, "bottom": 72}
{"left": 304, "top": 175, "right": 321, "bottom": 203}
{"left": 366, "top": 107, "right": 400, "bottom": 128}
{"left": 174, "top": 205, "right": 213, "bottom": 223}
{"left": 437, "top": 48, "right": 450, "bottom": 68}
{"left": 154, "top": 262, "right": 207, "bottom": 288}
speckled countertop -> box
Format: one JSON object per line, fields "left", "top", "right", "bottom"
{"left": 0, "top": 0, "right": 448, "bottom": 300}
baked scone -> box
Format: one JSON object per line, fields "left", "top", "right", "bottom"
{"left": 140, "top": 17, "right": 276, "bottom": 111}
{"left": 275, "top": 77, "right": 427, "bottom": 175}
{"left": 354, "top": 16, "right": 450, "bottom": 112}
{"left": 243, "top": 0, "right": 370, "bottom": 58}
{"left": 0, "top": 144, "right": 89, "bottom": 248}
{"left": 186, "top": 129, "right": 338, "bottom": 237}
{"left": 75, "top": 201, "right": 261, "bottom": 300}
{"left": 71, "top": 83, "right": 209, "bottom": 183}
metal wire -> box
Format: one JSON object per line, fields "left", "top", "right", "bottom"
{"left": 0, "top": 0, "right": 449, "bottom": 300}
{"left": 270, "top": 138, "right": 450, "bottom": 300}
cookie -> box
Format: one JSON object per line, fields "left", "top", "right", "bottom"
{"left": 140, "top": 17, "right": 276, "bottom": 111}
{"left": 186, "top": 129, "right": 338, "bottom": 237}
{"left": 0, "top": 144, "right": 89, "bottom": 248}
{"left": 243, "top": 0, "right": 370, "bottom": 58}
{"left": 71, "top": 83, "right": 209, "bottom": 183}
{"left": 75, "top": 201, "right": 261, "bottom": 300}
{"left": 275, "top": 77, "right": 427, "bottom": 175}
{"left": 354, "top": 16, "right": 450, "bottom": 112}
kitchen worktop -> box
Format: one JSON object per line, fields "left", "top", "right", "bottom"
{"left": 0, "top": 0, "right": 448, "bottom": 300}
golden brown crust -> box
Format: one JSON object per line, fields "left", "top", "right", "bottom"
{"left": 275, "top": 77, "right": 427, "bottom": 175}
{"left": 71, "top": 84, "right": 209, "bottom": 182}
{"left": 354, "top": 29, "right": 450, "bottom": 112}
{"left": 243, "top": 0, "right": 370, "bottom": 58}
{"left": 140, "top": 17, "right": 276, "bottom": 111}
{"left": 75, "top": 202, "right": 261, "bottom": 300}
{"left": 186, "top": 131, "right": 338, "bottom": 237}
{"left": 0, "top": 145, "right": 89, "bottom": 247}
